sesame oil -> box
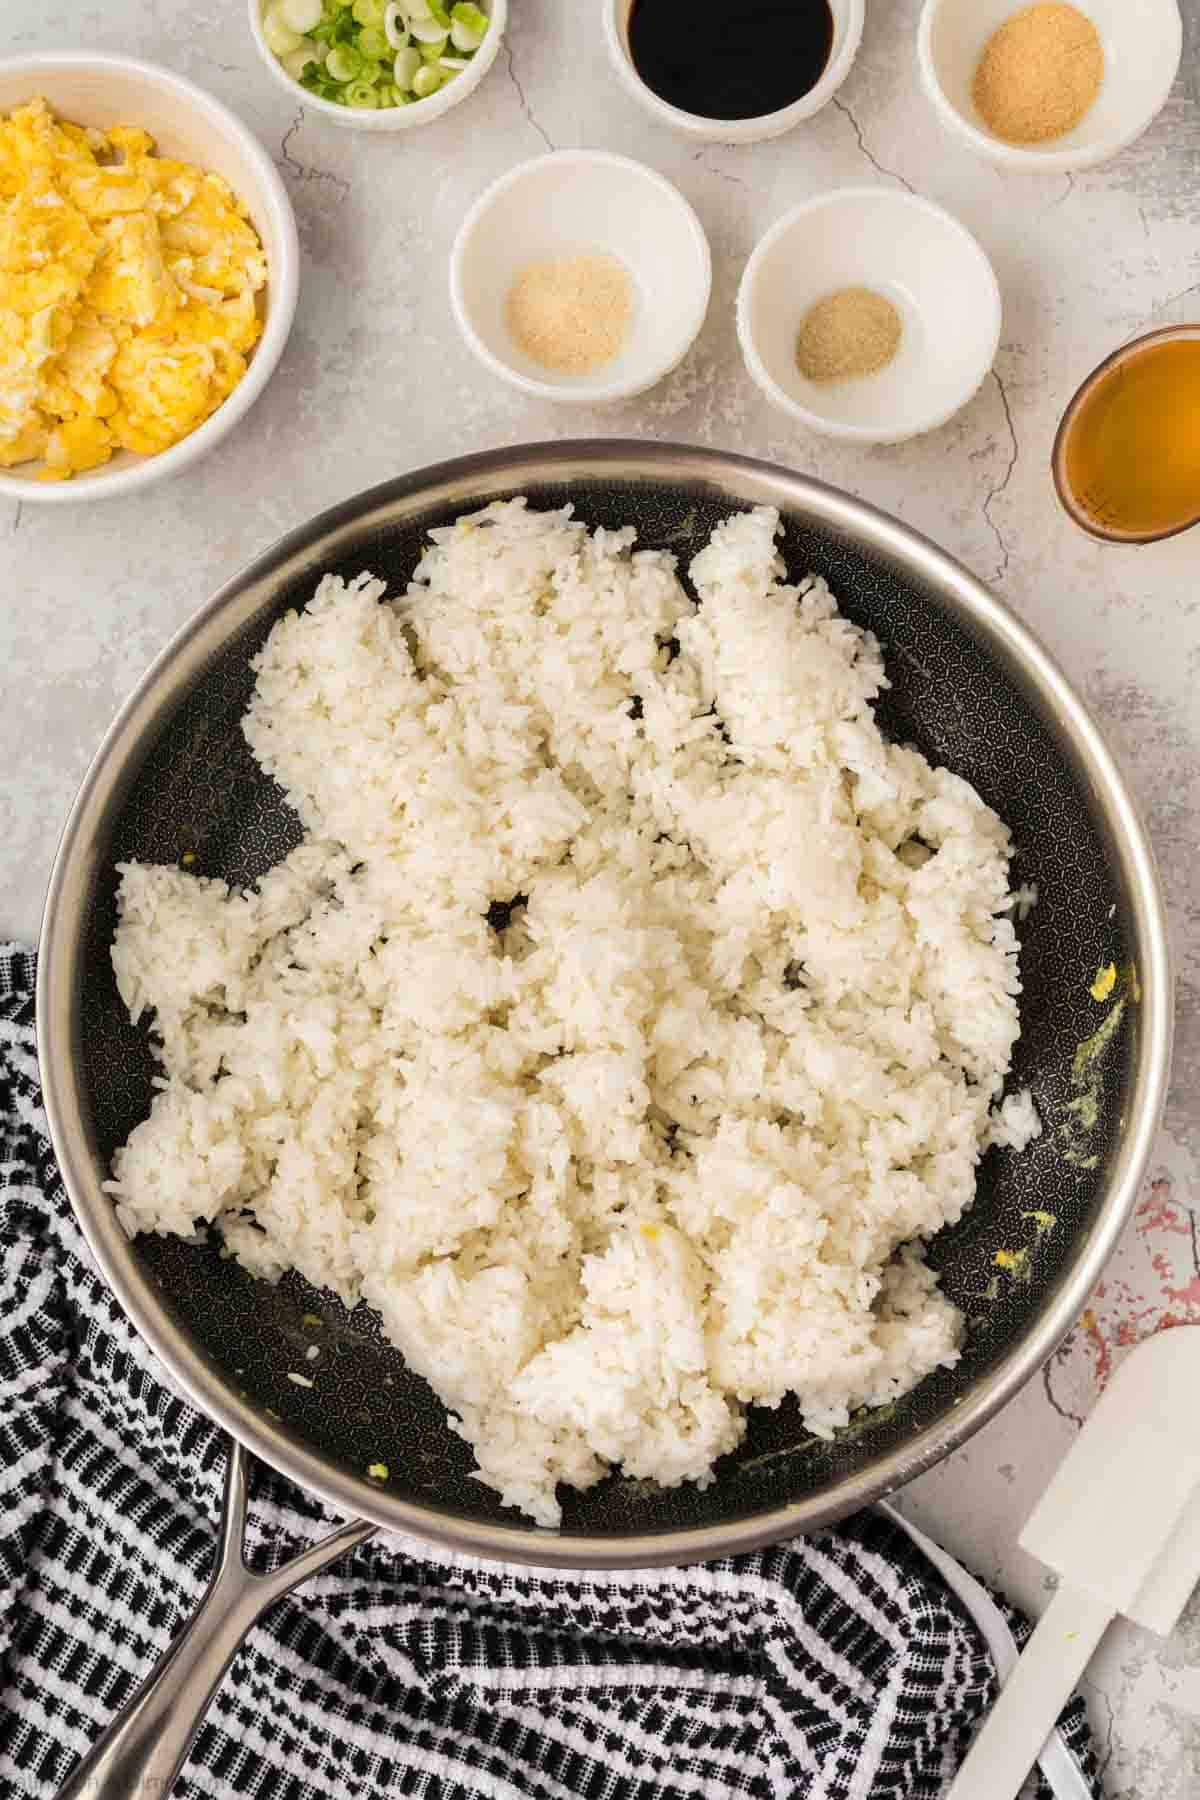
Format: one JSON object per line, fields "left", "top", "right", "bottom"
{"left": 1058, "top": 333, "right": 1200, "bottom": 540}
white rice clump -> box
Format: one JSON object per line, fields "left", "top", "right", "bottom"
{"left": 109, "top": 501, "right": 1036, "bottom": 1526}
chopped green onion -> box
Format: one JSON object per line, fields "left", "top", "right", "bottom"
{"left": 282, "top": 38, "right": 319, "bottom": 76}
{"left": 301, "top": 67, "right": 337, "bottom": 98}
{"left": 392, "top": 44, "right": 421, "bottom": 88}
{"left": 280, "top": 0, "right": 323, "bottom": 30}
{"left": 266, "top": 0, "right": 485, "bottom": 108}
{"left": 263, "top": 5, "right": 304, "bottom": 55}
{"left": 358, "top": 23, "right": 389, "bottom": 56}
{"left": 449, "top": 1, "right": 487, "bottom": 50}
{"left": 411, "top": 60, "right": 444, "bottom": 95}
{"left": 325, "top": 42, "right": 363, "bottom": 79}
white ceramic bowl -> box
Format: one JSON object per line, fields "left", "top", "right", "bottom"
{"left": 0, "top": 53, "right": 298, "bottom": 507}
{"left": 918, "top": 0, "right": 1182, "bottom": 173}
{"left": 737, "top": 187, "right": 1001, "bottom": 445}
{"left": 450, "top": 151, "right": 712, "bottom": 405}
{"left": 249, "top": 0, "right": 506, "bottom": 131}
{"left": 604, "top": 0, "right": 865, "bottom": 143}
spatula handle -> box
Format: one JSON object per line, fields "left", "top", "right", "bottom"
{"left": 946, "top": 1581, "right": 1112, "bottom": 1800}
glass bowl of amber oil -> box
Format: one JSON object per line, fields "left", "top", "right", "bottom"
{"left": 1053, "top": 324, "right": 1200, "bottom": 544}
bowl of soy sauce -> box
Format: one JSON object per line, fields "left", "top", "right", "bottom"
{"left": 604, "top": 0, "right": 865, "bottom": 143}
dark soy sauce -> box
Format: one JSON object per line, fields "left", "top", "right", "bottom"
{"left": 628, "top": 0, "right": 836, "bottom": 122}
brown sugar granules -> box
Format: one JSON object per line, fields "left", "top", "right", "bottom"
{"left": 973, "top": 3, "right": 1104, "bottom": 145}
{"left": 795, "top": 286, "right": 902, "bottom": 384}
{"left": 506, "top": 252, "right": 634, "bottom": 376}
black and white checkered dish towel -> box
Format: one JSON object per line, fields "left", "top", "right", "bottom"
{"left": 0, "top": 945, "right": 1099, "bottom": 1800}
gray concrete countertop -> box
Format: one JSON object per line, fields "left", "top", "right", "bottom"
{"left": 3, "top": 2, "right": 1198, "bottom": 1792}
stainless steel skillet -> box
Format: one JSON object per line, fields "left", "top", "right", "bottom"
{"left": 38, "top": 441, "right": 1172, "bottom": 1797}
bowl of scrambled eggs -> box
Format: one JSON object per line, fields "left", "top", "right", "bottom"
{"left": 0, "top": 54, "right": 299, "bottom": 502}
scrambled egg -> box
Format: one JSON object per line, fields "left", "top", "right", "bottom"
{"left": 0, "top": 98, "right": 267, "bottom": 479}
{"left": 993, "top": 1247, "right": 1031, "bottom": 1280}
{"left": 1089, "top": 961, "right": 1117, "bottom": 1002}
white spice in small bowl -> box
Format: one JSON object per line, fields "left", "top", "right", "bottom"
{"left": 795, "top": 286, "right": 902, "bottom": 384}
{"left": 506, "top": 252, "right": 634, "bottom": 375}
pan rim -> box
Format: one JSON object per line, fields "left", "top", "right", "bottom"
{"left": 37, "top": 438, "right": 1173, "bottom": 1568}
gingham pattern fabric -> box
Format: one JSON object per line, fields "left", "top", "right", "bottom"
{"left": 0, "top": 945, "right": 1099, "bottom": 1800}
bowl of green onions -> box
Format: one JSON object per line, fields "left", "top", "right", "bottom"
{"left": 249, "top": 0, "right": 504, "bottom": 128}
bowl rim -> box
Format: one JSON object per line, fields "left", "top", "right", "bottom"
{"left": 735, "top": 186, "right": 1002, "bottom": 444}
{"left": 602, "top": 0, "right": 866, "bottom": 143}
{"left": 0, "top": 50, "right": 300, "bottom": 506}
{"left": 37, "top": 438, "right": 1174, "bottom": 1569}
{"left": 916, "top": 0, "right": 1184, "bottom": 175}
{"left": 246, "top": 0, "right": 507, "bottom": 131}
{"left": 448, "top": 149, "right": 713, "bottom": 404}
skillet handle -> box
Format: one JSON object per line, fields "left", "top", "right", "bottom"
{"left": 55, "top": 1439, "right": 376, "bottom": 1800}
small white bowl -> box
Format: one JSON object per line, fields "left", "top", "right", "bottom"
{"left": 918, "top": 0, "right": 1182, "bottom": 174}
{"left": 450, "top": 151, "right": 712, "bottom": 405}
{"left": 737, "top": 187, "right": 1001, "bottom": 445}
{"left": 0, "top": 53, "right": 298, "bottom": 506}
{"left": 603, "top": 0, "right": 865, "bottom": 143}
{"left": 249, "top": 0, "right": 506, "bottom": 131}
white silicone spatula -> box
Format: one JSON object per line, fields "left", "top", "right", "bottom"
{"left": 947, "top": 1326, "right": 1200, "bottom": 1800}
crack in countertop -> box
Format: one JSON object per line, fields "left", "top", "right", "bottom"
{"left": 504, "top": 42, "right": 553, "bottom": 152}
{"left": 1050, "top": 172, "right": 1076, "bottom": 210}
{"left": 1042, "top": 1357, "right": 1084, "bottom": 1430}
{"left": 279, "top": 109, "right": 350, "bottom": 197}
{"left": 832, "top": 97, "right": 915, "bottom": 194}
{"left": 1090, "top": 1683, "right": 1117, "bottom": 1787}
{"left": 1149, "top": 278, "right": 1200, "bottom": 324}
{"left": 982, "top": 369, "right": 1018, "bottom": 583}
{"left": 10, "top": 502, "right": 22, "bottom": 535}
{"left": 691, "top": 148, "right": 747, "bottom": 189}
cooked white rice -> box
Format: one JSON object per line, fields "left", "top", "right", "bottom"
{"left": 109, "top": 501, "right": 1035, "bottom": 1525}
